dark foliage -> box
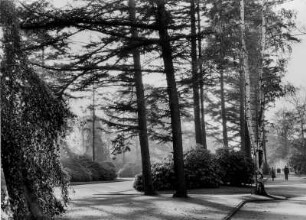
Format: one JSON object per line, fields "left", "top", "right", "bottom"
{"left": 133, "top": 147, "right": 222, "bottom": 191}
{"left": 216, "top": 148, "right": 254, "bottom": 186}
{"left": 184, "top": 148, "right": 221, "bottom": 188}
{"left": 290, "top": 153, "right": 306, "bottom": 174}
{"left": 133, "top": 156, "right": 176, "bottom": 191}
{"left": 1, "top": 0, "right": 70, "bottom": 218}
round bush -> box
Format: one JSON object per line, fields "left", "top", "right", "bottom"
{"left": 133, "top": 174, "right": 144, "bottom": 192}
{"left": 184, "top": 148, "right": 221, "bottom": 188}
{"left": 151, "top": 157, "right": 176, "bottom": 190}
{"left": 133, "top": 157, "right": 175, "bottom": 191}
{"left": 133, "top": 147, "right": 221, "bottom": 191}
{"left": 61, "top": 155, "right": 117, "bottom": 182}
{"left": 216, "top": 148, "right": 254, "bottom": 186}
{"left": 61, "top": 157, "right": 92, "bottom": 182}
{"left": 98, "top": 161, "right": 117, "bottom": 180}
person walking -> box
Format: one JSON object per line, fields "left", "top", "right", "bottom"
{"left": 284, "top": 166, "right": 289, "bottom": 181}
{"left": 271, "top": 167, "right": 276, "bottom": 181}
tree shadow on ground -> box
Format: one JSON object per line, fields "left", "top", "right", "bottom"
{"left": 159, "top": 185, "right": 253, "bottom": 195}
{"left": 58, "top": 193, "right": 238, "bottom": 220}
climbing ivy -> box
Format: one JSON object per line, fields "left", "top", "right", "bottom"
{"left": 1, "top": 0, "right": 70, "bottom": 218}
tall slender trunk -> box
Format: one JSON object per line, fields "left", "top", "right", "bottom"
{"left": 245, "top": 121, "right": 252, "bottom": 158}
{"left": 190, "top": 0, "right": 202, "bottom": 146}
{"left": 240, "top": 0, "right": 256, "bottom": 157}
{"left": 218, "top": 9, "right": 229, "bottom": 148}
{"left": 128, "top": 0, "right": 155, "bottom": 195}
{"left": 156, "top": 0, "right": 187, "bottom": 198}
{"left": 92, "top": 83, "right": 96, "bottom": 161}
{"left": 197, "top": 0, "right": 207, "bottom": 149}
{"left": 240, "top": 0, "right": 266, "bottom": 195}
{"left": 239, "top": 66, "right": 247, "bottom": 155}
{"left": 258, "top": 0, "right": 267, "bottom": 170}
{"left": 220, "top": 68, "right": 228, "bottom": 148}
{"left": 199, "top": 80, "right": 207, "bottom": 149}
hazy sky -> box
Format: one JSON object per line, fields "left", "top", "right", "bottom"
{"left": 282, "top": 0, "right": 306, "bottom": 88}
{"left": 267, "top": 0, "right": 306, "bottom": 118}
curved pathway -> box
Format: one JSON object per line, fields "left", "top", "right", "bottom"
{"left": 231, "top": 175, "right": 306, "bottom": 220}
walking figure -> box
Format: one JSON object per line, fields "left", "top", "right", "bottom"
{"left": 271, "top": 167, "right": 276, "bottom": 181}
{"left": 284, "top": 166, "right": 289, "bottom": 181}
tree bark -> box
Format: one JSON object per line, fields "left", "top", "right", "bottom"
{"left": 190, "top": 0, "right": 203, "bottom": 146}
{"left": 92, "top": 83, "right": 96, "bottom": 161}
{"left": 240, "top": 0, "right": 256, "bottom": 157}
{"left": 156, "top": 0, "right": 187, "bottom": 198}
{"left": 220, "top": 68, "right": 229, "bottom": 148}
{"left": 239, "top": 66, "right": 247, "bottom": 155}
{"left": 197, "top": 0, "right": 207, "bottom": 149}
{"left": 240, "top": 0, "right": 266, "bottom": 195}
{"left": 128, "top": 0, "right": 155, "bottom": 195}
{"left": 245, "top": 121, "right": 252, "bottom": 158}
{"left": 257, "top": 0, "right": 267, "bottom": 170}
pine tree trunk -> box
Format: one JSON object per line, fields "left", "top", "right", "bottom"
{"left": 239, "top": 67, "right": 247, "bottom": 155}
{"left": 128, "top": 0, "right": 155, "bottom": 195}
{"left": 200, "top": 79, "right": 207, "bottom": 149}
{"left": 156, "top": 0, "right": 187, "bottom": 198}
{"left": 258, "top": 0, "right": 267, "bottom": 170}
{"left": 92, "top": 84, "right": 96, "bottom": 161}
{"left": 197, "top": 0, "right": 207, "bottom": 149}
{"left": 220, "top": 68, "right": 229, "bottom": 148}
{"left": 190, "top": 0, "right": 202, "bottom": 146}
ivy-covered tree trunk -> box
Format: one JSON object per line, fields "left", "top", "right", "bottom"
{"left": 0, "top": 0, "right": 69, "bottom": 218}
{"left": 1, "top": 1, "right": 44, "bottom": 217}
{"left": 128, "top": 0, "right": 156, "bottom": 196}
{"left": 156, "top": 0, "right": 187, "bottom": 198}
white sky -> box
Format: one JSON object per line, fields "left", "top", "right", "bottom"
{"left": 267, "top": 0, "right": 306, "bottom": 118}
{"left": 282, "top": 0, "right": 306, "bottom": 88}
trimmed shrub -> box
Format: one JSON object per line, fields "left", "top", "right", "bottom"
{"left": 184, "top": 148, "right": 221, "bottom": 188}
{"left": 118, "top": 163, "right": 142, "bottom": 178}
{"left": 133, "top": 174, "right": 144, "bottom": 192}
{"left": 61, "top": 157, "right": 92, "bottom": 182}
{"left": 216, "top": 148, "right": 254, "bottom": 186}
{"left": 133, "top": 156, "right": 175, "bottom": 191}
{"left": 133, "top": 148, "right": 221, "bottom": 191}
{"left": 99, "top": 161, "right": 118, "bottom": 180}
{"left": 151, "top": 157, "right": 176, "bottom": 190}
{"left": 61, "top": 155, "right": 117, "bottom": 182}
